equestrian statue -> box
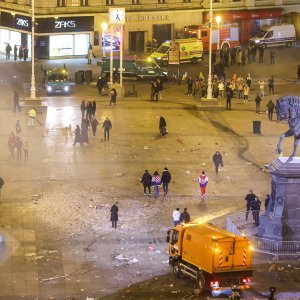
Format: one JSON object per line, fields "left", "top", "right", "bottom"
{"left": 276, "top": 95, "right": 300, "bottom": 158}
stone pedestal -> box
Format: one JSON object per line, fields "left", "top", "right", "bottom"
{"left": 195, "top": 98, "right": 224, "bottom": 111}
{"left": 258, "top": 157, "right": 300, "bottom": 241}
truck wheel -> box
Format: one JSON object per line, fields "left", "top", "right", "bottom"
{"left": 286, "top": 42, "right": 291, "bottom": 48}
{"left": 196, "top": 273, "right": 206, "bottom": 292}
{"left": 172, "top": 263, "right": 183, "bottom": 278}
{"left": 191, "top": 57, "right": 198, "bottom": 64}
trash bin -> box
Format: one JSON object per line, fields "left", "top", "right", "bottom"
{"left": 75, "top": 70, "right": 84, "bottom": 84}
{"left": 85, "top": 70, "right": 93, "bottom": 83}
{"left": 253, "top": 121, "right": 261, "bottom": 134}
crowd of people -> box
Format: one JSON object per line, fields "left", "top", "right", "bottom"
{"left": 74, "top": 99, "right": 113, "bottom": 146}
{"left": 5, "top": 43, "right": 29, "bottom": 62}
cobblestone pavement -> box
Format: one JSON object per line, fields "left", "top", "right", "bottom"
{"left": 0, "top": 47, "right": 300, "bottom": 299}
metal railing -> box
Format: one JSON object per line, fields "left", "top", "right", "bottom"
{"left": 227, "top": 212, "right": 300, "bottom": 258}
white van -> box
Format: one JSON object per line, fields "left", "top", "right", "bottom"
{"left": 250, "top": 24, "right": 296, "bottom": 48}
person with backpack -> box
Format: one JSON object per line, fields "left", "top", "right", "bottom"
{"left": 151, "top": 171, "right": 161, "bottom": 198}
{"left": 245, "top": 190, "right": 256, "bottom": 221}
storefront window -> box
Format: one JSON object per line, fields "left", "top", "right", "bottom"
{"left": 74, "top": 34, "right": 89, "bottom": 55}
{"left": 49, "top": 34, "right": 89, "bottom": 57}
{"left": 50, "top": 35, "right": 73, "bottom": 56}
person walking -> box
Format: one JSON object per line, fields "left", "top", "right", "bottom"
{"left": 91, "top": 100, "right": 96, "bottom": 117}
{"left": 23, "top": 140, "right": 29, "bottom": 161}
{"left": 0, "top": 177, "right": 4, "bottom": 200}
{"left": 8, "top": 132, "right": 16, "bottom": 157}
{"left": 268, "top": 76, "right": 275, "bottom": 95}
{"left": 161, "top": 167, "right": 171, "bottom": 196}
{"left": 23, "top": 47, "right": 28, "bottom": 61}
{"left": 267, "top": 99, "right": 275, "bottom": 121}
{"left": 14, "top": 45, "right": 18, "bottom": 61}
{"left": 173, "top": 208, "right": 180, "bottom": 226}
{"left": 16, "top": 136, "right": 23, "bottom": 160}
{"left": 218, "top": 80, "right": 225, "bottom": 99}
{"left": 264, "top": 194, "right": 271, "bottom": 211}
{"left": 198, "top": 171, "right": 208, "bottom": 199}
{"left": 16, "top": 120, "right": 22, "bottom": 135}
{"left": 180, "top": 208, "right": 190, "bottom": 224}
{"left": 159, "top": 116, "right": 167, "bottom": 136}
{"left": 110, "top": 202, "right": 118, "bottom": 228}
{"left": 246, "top": 74, "right": 252, "bottom": 88}
{"left": 27, "top": 107, "right": 37, "bottom": 127}
{"left": 18, "top": 46, "right": 24, "bottom": 60}
{"left": 187, "top": 76, "right": 193, "bottom": 96}
{"left": 151, "top": 171, "right": 161, "bottom": 198}
{"left": 297, "top": 65, "right": 300, "bottom": 82}
{"left": 96, "top": 76, "right": 105, "bottom": 95}
{"left": 258, "top": 46, "right": 264, "bottom": 63}
{"left": 245, "top": 190, "right": 256, "bottom": 221}
{"left": 258, "top": 80, "right": 265, "bottom": 98}
{"left": 226, "top": 90, "right": 232, "bottom": 110}
{"left": 80, "top": 100, "right": 86, "bottom": 119}
{"left": 81, "top": 119, "right": 89, "bottom": 144}
{"left": 212, "top": 151, "right": 223, "bottom": 173}
{"left": 252, "top": 197, "right": 261, "bottom": 226}
{"left": 73, "top": 125, "right": 82, "bottom": 147}
{"left": 141, "top": 170, "right": 152, "bottom": 197}
{"left": 5, "top": 43, "right": 12, "bottom": 60}
{"left": 103, "top": 117, "right": 112, "bottom": 141}
{"left": 243, "top": 84, "right": 249, "bottom": 103}
{"left": 156, "top": 79, "right": 163, "bottom": 100}
{"left": 255, "top": 94, "right": 262, "bottom": 113}
{"left": 270, "top": 50, "right": 275, "bottom": 65}
{"left": 110, "top": 88, "right": 117, "bottom": 106}
{"left": 13, "top": 91, "right": 21, "bottom": 112}
{"left": 87, "top": 43, "right": 93, "bottom": 64}
{"left": 85, "top": 100, "right": 93, "bottom": 122}
{"left": 90, "top": 116, "right": 99, "bottom": 137}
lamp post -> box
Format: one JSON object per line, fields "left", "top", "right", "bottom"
{"left": 206, "top": 0, "right": 213, "bottom": 100}
{"left": 30, "top": 0, "right": 36, "bottom": 99}
{"left": 216, "top": 15, "right": 221, "bottom": 50}
{"left": 101, "top": 22, "right": 108, "bottom": 58}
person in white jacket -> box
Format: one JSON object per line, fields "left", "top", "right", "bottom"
{"left": 172, "top": 208, "right": 180, "bottom": 226}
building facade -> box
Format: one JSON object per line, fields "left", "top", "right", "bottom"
{"left": 0, "top": 0, "right": 299, "bottom": 58}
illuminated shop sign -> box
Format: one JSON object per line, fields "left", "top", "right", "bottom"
{"left": 126, "top": 14, "right": 170, "bottom": 22}
{"left": 37, "top": 16, "right": 93, "bottom": 33}
{"left": 54, "top": 20, "right": 76, "bottom": 29}
{"left": 16, "top": 17, "right": 29, "bottom": 28}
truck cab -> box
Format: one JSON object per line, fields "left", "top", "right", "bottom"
{"left": 43, "top": 67, "right": 71, "bottom": 95}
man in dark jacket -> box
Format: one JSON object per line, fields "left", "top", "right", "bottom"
{"left": 245, "top": 190, "right": 256, "bottom": 221}
{"left": 13, "top": 91, "right": 21, "bottom": 112}
{"left": 252, "top": 197, "right": 261, "bottom": 226}
{"left": 255, "top": 94, "right": 261, "bottom": 113}
{"left": 96, "top": 76, "right": 105, "bottom": 95}
{"left": 267, "top": 99, "right": 275, "bottom": 121}
{"left": 264, "top": 194, "right": 270, "bottom": 211}
{"left": 102, "top": 117, "right": 112, "bottom": 141}
{"left": 161, "top": 167, "right": 171, "bottom": 196}
{"left": 180, "top": 208, "right": 190, "bottom": 224}
{"left": 212, "top": 151, "right": 223, "bottom": 173}
{"left": 73, "top": 125, "right": 82, "bottom": 147}
{"left": 159, "top": 116, "right": 167, "bottom": 136}
{"left": 141, "top": 170, "right": 152, "bottom": 196}
{"left": 110, "top": 202, "right": 118, "bottom": 228}
{"left": 110, "top": 88, "right": 117, "bottom": 105}
{"left": 0, "top": 177, "right": 4, "bottom": 200}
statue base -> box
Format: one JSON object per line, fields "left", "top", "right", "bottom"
{"left": 258, "top": 157, "right": 300, "bottom": 241}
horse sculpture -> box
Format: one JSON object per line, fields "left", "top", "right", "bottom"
{"left": 276, "top": 96, "right": 300, "bottom": 157}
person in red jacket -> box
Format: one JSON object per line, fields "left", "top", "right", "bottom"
{"left": 198, "top": 171, "right": 208, "bottom": 199}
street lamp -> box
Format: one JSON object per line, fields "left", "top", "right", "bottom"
{"left": 206, "top": 0, "right": 213, "bottom": 100}
{"left": 101, "top": 22, "right": 107, "bottom": 58}
{"left": 30, "top": 0, "right": 36, "bottom": 99}
{"left": 216, "top": 15, "right": 221, "bottom": 50}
